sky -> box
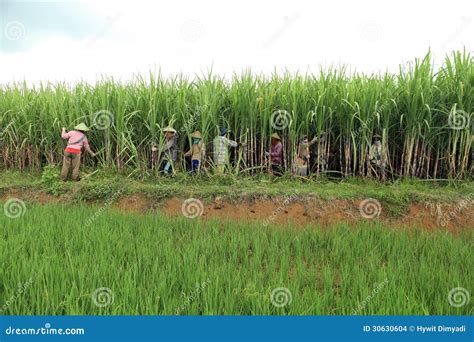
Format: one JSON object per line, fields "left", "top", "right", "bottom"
{"left": 0, "top": 0, "right": 472, "bottom": 85}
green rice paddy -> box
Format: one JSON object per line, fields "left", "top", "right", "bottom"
{"left": 1, "top": 203, "right": 472, "bottom": 315}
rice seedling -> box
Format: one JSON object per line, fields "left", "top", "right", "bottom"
{"left": 1, "top": 203, "right": 471, "bottom": 315}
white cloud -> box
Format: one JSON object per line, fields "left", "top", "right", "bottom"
{"left": 0, "top": 0, "right": 472, "bottom": 84}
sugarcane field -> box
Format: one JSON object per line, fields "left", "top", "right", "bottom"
{"left": 0, "top": 48, "right": 472, "bottom": 318}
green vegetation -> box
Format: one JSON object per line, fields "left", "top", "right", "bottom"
{"left": 1, "top": 203, "right": 472, "bottom": 315}
{"left": 0, "top": 49, "right": 472, "bottom": 317}
{"left": 1, "top": 170, "right": 473, "bottom": 205}
{"left": 40, "top": 165, "right": 64, "bottom": 196}
{"left": 0, "top": 50, "right": 472, "bottom": 179}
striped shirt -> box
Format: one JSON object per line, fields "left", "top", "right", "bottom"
{"left": 213, "top": 136, "right": 237, "bottom": 165}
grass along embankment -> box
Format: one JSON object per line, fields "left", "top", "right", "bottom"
{"left": 1, "top": 170, "right": 473, "bottom": 229}
{"left": 1, "top": 169, "right": 473, "bottom": 202}
{"left": 1, "top": 203, "right": 473, "bottom": 315}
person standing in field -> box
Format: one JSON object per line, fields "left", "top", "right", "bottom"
{"left": 213, "top": 127, "right": 240, "bottom": 173}
{"left": 369, "top": 134, "right": 387, "bottom": 181}
{"left": 161, "top": 126, "right": 178, "bottom": 175}
{"left": 184, "top": 130, "right": 205, "bottom": 174}
{"left": 60, "top": 123, "right": 96, "bottom": 181}
{"left": 265, "top": 133, "right": 283, "bottom": 176}
{"left": 295, "top": 136, "right": 318, "bottom": 177}
{"left": 150, "top": 141, "right": 159, "bottom": 170}
{"left": 294, "top": 135, "right": 321, "bottom": 176}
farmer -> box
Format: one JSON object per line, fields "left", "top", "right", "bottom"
{"left": 184, "top": 130, "right": 205, "bottom": 174}
{"left": 150, "top": 141, "right": 159, "bottom": 170}
{"left": 294, "top": 135, "right": 321, "bottom": 176}
{"left": 213, "top": 127, "right": 241, "bottom": 173}
{"left": 295, "top": 136, "right": 318, "bottom": 177}
{"left": 369, "top": 134, "right": 387, "bottom": 180}
{"left": 161, "top": 126, "right": 178, "bottom": 175}
{"left": 265, "top": 133, "right": 283, "bottom": 176}
{"left": 60, "top": 123, "right": 96, "bottom": 181}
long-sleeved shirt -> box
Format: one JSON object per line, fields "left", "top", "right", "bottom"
{"left": 162, "top": 135, "right": 178, "bottom": 161}
{"left": 213, "top": 136, "right": 237, "bottom": 165}
{"left": 369, "top": 143, "right": 386, "bottom": 166}
{"left": 185, "top": 142, "right": 205, "bottom": 161}
{"left": 61, "top": 130, "right": 90, "bottom": 153}
{"left": 297, "top": 137, "right": 318, "bottom": 159}
{"left": 270, "top": 142, "right": 283, "bottom": 165}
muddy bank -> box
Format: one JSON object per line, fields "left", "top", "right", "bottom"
{"left": 1, "top": 188, "right": 472, "bottom": 231}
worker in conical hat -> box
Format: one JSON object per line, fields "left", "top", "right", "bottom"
{"left": 184, "top": 130, "right": 205, "bottom": 174}
{"left": 294, "top": 133, "right": 324, "bottom": 176}
{"left": 369, "top": 133, "right": 387, "bottom": 181}
{"left": 213, "top": 127, "right": 243, "bottom": 174}
{"left": 265, "top": 133, "right": 283, "bottom": 176}
{"left": 160, "top": 126, "right": 178, "bottom": 175}
{"left": 60, "top": 123, "right": 96, "bottom": 181}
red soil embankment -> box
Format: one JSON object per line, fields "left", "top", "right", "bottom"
{"left": 2, "top": 189, "right": 473, "bottom": 231}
